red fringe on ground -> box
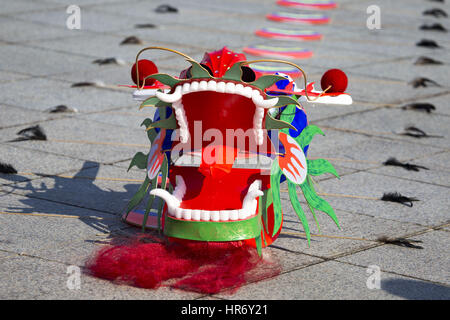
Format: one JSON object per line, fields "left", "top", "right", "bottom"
{"left": 86, "top": 236, "right": 281, "bottom": 294}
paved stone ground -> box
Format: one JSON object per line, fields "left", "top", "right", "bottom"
{"left": 0, "top": 0, "right": 449, "bottom": 300}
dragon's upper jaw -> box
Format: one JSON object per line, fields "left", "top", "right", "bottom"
{"left": 156, "top": 79, "right": 279, "bottom": 146}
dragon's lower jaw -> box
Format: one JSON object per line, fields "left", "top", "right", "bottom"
{"left": 149, "top": 166, "right": 267, "bottom": 223}
{"left": 150, "top": 178, "right": 263, "bottom": 222}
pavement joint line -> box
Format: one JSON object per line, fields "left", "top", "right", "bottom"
{"left": 280, "top": 231, "right": 375, "bottom": 242}
{"left": 311, "top": 105, "right": 388, "bottom": 124}
{"left": 365, "top": 169, "right": 450, "bottom": 189}
{"left": 346, "top": 88, "right": 450, "bottom": 105}
{"left": 342, "top": 56, "right": 414, "bottom": 70}
{"left": 297, "top": 202, "right": 443, "bottom": 231}
{"left": 337, "top": 258, "right": 450, "bottom": 288}
{"left": 0, "top": 103, "right": 78, "bottom": 130}
{"left": 0, "top": 247, "right": 83, "bottom": 268}
{"left": 0, "top": 188, "right": 120, "bottom": 217}
{"left": 0, "top": 210, "right": 115, "bottom": 221}
{"left": 384, "top": 90, "right": 450, "bottom": 106}
{"left": 18, "top": 36, "right": 204, "bottom": 65}
{"left": 312, "top": 124, "right": 450, "bottom": 151}
{"left": 13, "top": 172, "right": 146, "bottom": 183}
{"left": 327, "top": 165, "right": 450, "bottom": 190}
{"left": 47, "top": 139, "right": 148, "bottom": 148}
{"left": 317, "top": 124, "right": 438, "bottom": 139}
{"left": 305, "top": 104, "right": 384, "bottom": 123}
{"left": 0, "top": 157, "right": 101, "bottom": 186}
{"left": 0, "top": 116, "right": 72, "bottom": 131}
{"left": 0, "top": 141, "right": 137, "bottom": 170}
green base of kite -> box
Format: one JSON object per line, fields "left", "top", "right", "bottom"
{"left": 164, "top": 214, "right": 262, "bottom": 242}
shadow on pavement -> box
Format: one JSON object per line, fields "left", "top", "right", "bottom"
{"left": 1, "top": 160, "right": 142, "bottom": 235}
{"left": 382, "top": 278, "right": 450, "bottom": 300}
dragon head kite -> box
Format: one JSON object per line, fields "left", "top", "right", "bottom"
{"left": 123, "top": 46, "right": 352, "bottom": 255}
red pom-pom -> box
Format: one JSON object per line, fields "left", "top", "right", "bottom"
{"left": 131, "top": 59, "right": 158, "bottom": 86}
{"left": 320, "top": 69, "right": 348, "bottom": 93}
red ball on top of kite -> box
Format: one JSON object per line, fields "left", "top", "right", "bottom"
{"left": 131, "top": 59, "right": 158, "bottom": 87}
{"left": 320, "top": 68, "right": 348, "bottom": 93}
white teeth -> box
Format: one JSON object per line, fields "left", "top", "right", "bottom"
{"left": 217, "top": 81, "right": 226, "bottom": 93}
{"left": 207, "top": 80, "right": 217, "bottom": 91}
{"left": 242, "top": 180, "right": 263, "bottom": 216}
{"left": 149, "top": 189, "right": 180, "bottom": 212}
{"left": 243, "top": 86, "right": 253, "bottom": 98}
{"left": 220, "top": 211, "right": 230, "bottom": 221}
{"left": 235, "top": 84, "right": 244, "bottom": 95}
{"left": 199, "top": 80, "right": 208, "bottom": 91}
{"left": 201, "top": 210, "right": 210, "bottom": 221}
{"left": 156, "top": 88, "right": 182, "bottom": 103}
{"left": 249, "top": 179, "right": 262, "bottom": 191}
{"left": 173, "top": 175, "right": 186, "bottom": 201}
{"left": 230, "top": 210, "right": 239, "bottom": 221}
{"left": 211, "top": 211, "right": 220, "bottom": 222}
{"left": 225, "top": 82, "right": 236, "bottom": 94}
{"left": 182, "top": 83, "right": 190, "bottom": 94}
{"left": 255, "top": 108, "right": 264, "bottom": 122}
{"left": 172, "top": 100, "right": 189, "bottom": 143}
{"left": 183, "top": 210, "right": 191, "bottom": 220}
{"left": 192, "top": 210, "right": 201, "bottom": 221}
{"left": 257, "top": 97, "right": 279, "bottom": 109}
{"left": 175, "top": 207, "right": 182, "bottom": 219}
{"left": 253, "top": 107, "right": 265, "bottom": 146}
{"left": 252, "top": 90, "right": 264, "bottom": 106}
{"left": 190, "top": 81, "right": 199, "bottom": 91}
{"left": 256, "top": 131, "right": 264, "bottom": 146}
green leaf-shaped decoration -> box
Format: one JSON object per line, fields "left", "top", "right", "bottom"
{"left": 270, "top": 161, "right": 283, "bottom": 237}
{"left": 157, "top": 155, "right": 169, "bottom": 232}
{"left": 306, "top": 201, "right": 321, "bottom": 234}
{"left": 265, "top": 112, "right": 296, "bottom": 131}
{"left": 127, "top": 152, "right": 148, "bottom": 172}
{"left": 140, "top": 96, "right": 171, "bottom": 109}
{"left": 287, "top": 181, "right": 311, "bottom": 245}
{"left": 300, "top": 177, "right": 340, "bottom": 229}
{"left": 141, "top": 118, "right": 158, "bottom": 142}
{"left": 251, "top": 75, "right": 286, "bottom": 90}
{"left": 307, "top": 159, "right": 339, "bottom": 178}
{"left": 188, "top": 60, "right": 213, "bottom": 79}
{"left": 221, "top": 61, "right": 244, "bottom": 81}
{"left": 259, "top": 191, "right": 267, "bottom": 233}
{"left": 255, "top": 234, "right": 262, "bottom": 257}
{"left": 141, "top": 176, "right": 157, "bottom": 232}
{"left": 146, "top": 113, "right": 177, "bottom": 130}
{"left": 278, "top": 103, "right": 299, "bottom": 136}
{"left": 273, "top": 96, "right": 301, "bottom": 109}
{"left": 295, "top": 125, "right": 325, "bottom": 149}
{"left": 145, "top": 73, "right": 180, "bottom": 88}
{"left": 125, "top": 176, "right": 151, "bottom": 218}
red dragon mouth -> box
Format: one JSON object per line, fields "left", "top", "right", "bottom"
{"left": 149, "top": 78, "right": 279, "bottom": 222}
